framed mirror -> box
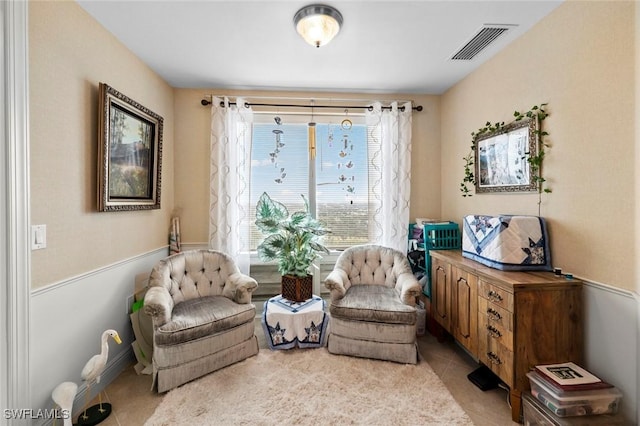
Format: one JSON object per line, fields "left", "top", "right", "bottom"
{"left": 475, "top": 117, "right": 538, "bottom": 194}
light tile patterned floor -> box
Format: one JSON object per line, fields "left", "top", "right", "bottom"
{"left": 88, "top": 317, "right": 519, "bottom": 426}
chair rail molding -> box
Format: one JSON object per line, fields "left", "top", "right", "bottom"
{"left": 1, "top": 0, "right": 31, "bottom": 420}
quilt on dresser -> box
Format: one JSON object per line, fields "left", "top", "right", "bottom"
{"left": 462, "top": 215, "right": 552, "bottom": 271}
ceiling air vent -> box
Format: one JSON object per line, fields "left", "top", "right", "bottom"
{"left": 451, "top": 25, "right": 514, "bottom": 61}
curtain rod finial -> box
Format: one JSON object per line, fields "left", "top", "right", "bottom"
{"left": 201, "top": 99, "right": 211, "bottom": 106}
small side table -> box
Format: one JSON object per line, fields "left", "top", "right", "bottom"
{"left": 262, "top": 294, "right": 329, "bottom": 350}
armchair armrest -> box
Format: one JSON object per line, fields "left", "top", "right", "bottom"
{"left": 143, "top": 286, "right": 174, "bottom": 327}
{"left": 396, "top": 272, "right": 421, "bottom": 306}
{"left": 324, "top": 269, "right": 349, "bottom": 302}
{"left": 225, "top": 272, "right": 258, "bottom": 304}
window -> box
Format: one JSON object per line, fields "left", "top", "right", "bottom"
{"left": 250, "top": 113, "right": 376, "bottom": 250}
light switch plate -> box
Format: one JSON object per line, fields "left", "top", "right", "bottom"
{"left": 31, "top": 224, "right": 46, "bottom": 250}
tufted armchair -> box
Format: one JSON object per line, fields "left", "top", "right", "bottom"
{"left": 324, "top": 244, "right": 422, "bottom": 364}
{"left": 144, "top": 249, "right": 259, "bottom": 392}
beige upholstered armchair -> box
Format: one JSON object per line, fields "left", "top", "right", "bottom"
{"left": 324, "top": 244, "right": 422, "bottom": 364}
{"left": 144, "top": 249, "right": 259, "bottom": 392}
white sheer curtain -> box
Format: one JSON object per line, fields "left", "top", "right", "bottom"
{"left": 366, "top": 101, "right": 413, "bottom": 253}
{"left": 209, "top": 97, "right": 253, "bottom": 274}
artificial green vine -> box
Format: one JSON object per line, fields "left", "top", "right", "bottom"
{"left": 514, "top": 104, "right": 551, "bottom": 196}
{"left": 460, "top": 120, "right": 505, "bottom": 197}
{"left": 460, "top": 151, "right": 475, "bottom": 197}
{"left": 460, "top": 104, "right": 551, "bottom": 207}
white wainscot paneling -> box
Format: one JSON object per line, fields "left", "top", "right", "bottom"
{"left": 582, "top": 281, "right": 638, "bottom": 424}
{"left": 30, "top": 248, "right": 168, "bottom": 425}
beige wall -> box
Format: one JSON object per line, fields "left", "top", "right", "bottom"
{"left": 173, "top": 89, "right": 440, "bottom": 244}
{"left": 636, "top": 1, "right": 640, "bottom": 296}
{"left": 29, "top": 1, "right": 175, "bottom": 288}
{"left": 29, "top": 0, "right": 636, "bottom": 294}
{"left": 441, "top": 1, "right": 636, "bottom": 290}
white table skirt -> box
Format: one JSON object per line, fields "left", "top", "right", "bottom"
{"left": 261, "top": 295, "right": 329, "bottom": 350}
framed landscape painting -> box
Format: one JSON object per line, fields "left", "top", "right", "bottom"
{"left": 97, "top": 83, "right": 163, "bottom": 211}
{"left": 475, "top": 117, "right": 538, "bottom": 194}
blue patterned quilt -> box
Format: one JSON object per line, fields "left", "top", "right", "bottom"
{"left": 261, "top": 295, "right": 329, "bottom": 350}
{"left": 462, "top": 215, "right": 552, "bottom": 271}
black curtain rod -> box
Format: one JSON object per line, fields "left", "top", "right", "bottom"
{"left": 200, "top": 99, "right": 423, "bottom": 112}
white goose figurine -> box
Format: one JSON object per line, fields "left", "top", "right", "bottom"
{"left": 79, "top": 329, "right": 121, "bottom": 422}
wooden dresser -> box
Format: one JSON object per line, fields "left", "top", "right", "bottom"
{"left": 429, "top": 250, "right": 583, "bottom": 422}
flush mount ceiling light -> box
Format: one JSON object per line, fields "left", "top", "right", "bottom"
{"left": 294, "top": 4, "right": 343, "bottom": 48}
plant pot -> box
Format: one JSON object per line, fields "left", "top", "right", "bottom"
{"left": 281, "top": 274, "right": 313, "bottom": 302}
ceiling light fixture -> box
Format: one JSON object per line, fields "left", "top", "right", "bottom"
{"left": 294, "top": 4, "right": 343, "bottom": 48}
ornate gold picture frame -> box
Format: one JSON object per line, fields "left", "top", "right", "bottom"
{"left": 97, "top": 83, "right": 163, "bottom": 211}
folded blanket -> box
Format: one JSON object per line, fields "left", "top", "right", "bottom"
{"left": 462, "top": 215, "right": 552, "bottom": 271}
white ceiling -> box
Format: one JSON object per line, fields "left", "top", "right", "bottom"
{"left": 77, "top": 0, "right": 563, "bottom": 95}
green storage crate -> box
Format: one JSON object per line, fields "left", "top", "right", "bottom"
{"left": 408, "top": 222, "right": 461, "bottom": 298}
{"left": 423, "top": 222, "right": 461, "bottom": 250}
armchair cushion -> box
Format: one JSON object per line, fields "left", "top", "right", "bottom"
{"left": 155, "top": 296, "right": 256, "bottom": 346}
{"left": 330, "top": 285, "right": 416, "bottom": 325}
{"left": 325, "top": 244, "right": 421, "bottom": 303}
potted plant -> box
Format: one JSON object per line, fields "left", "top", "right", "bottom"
{"left": 255, "top": 192, "right": 330, "bottom": 302}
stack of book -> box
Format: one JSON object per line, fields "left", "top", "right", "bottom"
{"left": 526, "top": 362, "right": 622, "bottom": 417}
{"left": 535, "top": 362, "right": 613, "bottom": 391}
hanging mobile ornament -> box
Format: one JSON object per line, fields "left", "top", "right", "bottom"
{"left": 274, "top": 106, "right": 283, "bottom": 126}
{"left": 341, "top": 108, "right": 352, "bottom": 131}
{"left": 272, "top": 129, "right": 284, "bottom": 170}
{"left": 275, "top": 130, "right": 285, "bottom": 150}
{"left": 346, "top": 185, "right": 355, "bottom": 205}
{"left": 275, "top": 167, "right": 286, "bottom": 184}
{"left": 272, "top": 110, "right": 284, "bottom": 175}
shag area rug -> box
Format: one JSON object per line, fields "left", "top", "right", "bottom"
{"left": 145, "top": 348, "right": 474, "bottom": 425}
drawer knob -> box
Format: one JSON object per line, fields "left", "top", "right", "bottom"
{"left": 487, "top": 290, "right": 503, "bottom": 302}
{"left": 487, "top": 351, "right": 502, "bottom": 365}
{"left": 486, "top": 325, "right": 502, "bottom": 338}
{"left": 487, "top": 307, "right": 502, "bottom": 321}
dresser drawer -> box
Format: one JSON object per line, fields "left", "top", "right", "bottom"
{"left": 478, "top": 296, "right": 513, "bottom": 332}
{"left": 479, "top": 280, "right": 514, "bottom": 312}
{"left": 478, "top": 307, "right": 513, "bottom": 351}
{"left": 479, "top": 335, "right": 514, "bottom": 386}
